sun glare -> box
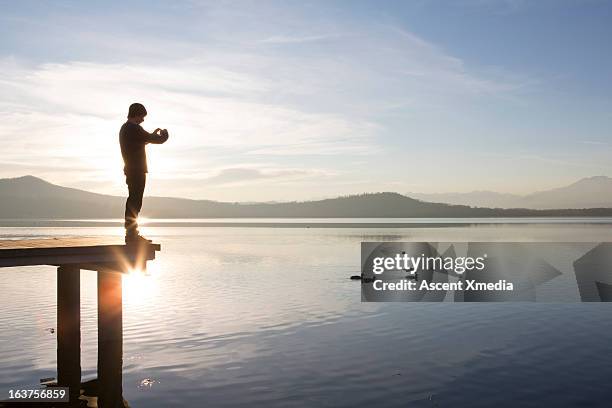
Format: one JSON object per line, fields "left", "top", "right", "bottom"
{"left": 122, "top": 262, "right": 159, "bottom": 305}
{"left": 137, "top": 216, "right": 150, "bottom": 225}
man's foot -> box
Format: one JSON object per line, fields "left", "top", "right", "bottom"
{"left": 125, "top": 234, "right": 152, "bottom": 244}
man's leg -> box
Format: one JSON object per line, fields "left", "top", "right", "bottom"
{"left": 124, "top": 173, "right": 146, "bottom": 237}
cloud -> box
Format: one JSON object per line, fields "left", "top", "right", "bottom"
{"left": 259, "top": 34, "right": 344, "bottom": 44}
{"left": 478, "top": 151, "right": 603, "bottom": 170}
{"left": 454, "top": 0, "right": 532, "bottom": 14}
{"left": 0, "top": 58, "right": 378, "bottom": 190}
{"left": 579, "top": 140, "right": 610, "bottom": 146}
{"left": 385, "top": 26, "right": 528, "bottom": 98}
{"left": 200, "top": 166, "right": 329, "bottom": 186}
{"left": 0, "top": 58, "right": 377, "bottom": 144}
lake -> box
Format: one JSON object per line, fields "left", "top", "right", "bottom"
{"left": 1, "top": 219, "right": 612, "bottom": 407}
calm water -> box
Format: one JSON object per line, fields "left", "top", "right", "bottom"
{"left": 1, "top": 220, "right": 612, "bottom": 407}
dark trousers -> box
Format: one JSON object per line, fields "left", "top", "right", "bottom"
{"left": 124, "top": 172, "right": 146, "bottom": 235}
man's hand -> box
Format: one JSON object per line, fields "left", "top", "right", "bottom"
{"left": 144, "top": 128, "right": 169, "bottom": 144}
{"left": 160, "top": 129, "right": 169, "bottom": 143}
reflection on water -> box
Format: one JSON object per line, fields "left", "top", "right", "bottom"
{"left": 123, "top": 267, "right": 159, "bottom": 307}
{"left": 1, "top": 222, "right": 612, "bottom": 407}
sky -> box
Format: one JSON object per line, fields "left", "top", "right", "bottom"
{"left": 1, "top": 0, "right": 611, "bottom": 202}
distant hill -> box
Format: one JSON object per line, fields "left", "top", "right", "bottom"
{"left": 523, "top": 176, "right": 612, "bottom": 209}
{"left": 407, "top": 190, "right": 523, "bottom": 209}
{"left": 1, "top": 175, "right": 612, "bottom": 219}
{"left": 409, "top": 176, "right": 612, "bottom": 209}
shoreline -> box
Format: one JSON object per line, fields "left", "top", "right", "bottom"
{"left": 1, "top": 217, "right": 612, "bottom": 228}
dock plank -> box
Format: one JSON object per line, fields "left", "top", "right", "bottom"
{"left": 0, "top": 237, "right": 160, "bottom": 269}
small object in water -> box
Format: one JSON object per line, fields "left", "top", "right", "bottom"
{"left": 349, "top": 274, "right": 378, "bottom": 283}
{"left": 139, "top": 378, "right": 158, "bottom": 388}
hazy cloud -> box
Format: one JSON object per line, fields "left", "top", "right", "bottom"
{"left": 259, "top": 34, "right": 344, "bottom": 44}
{"left": 201, "top": 166, "right": 329, "bottom": 186}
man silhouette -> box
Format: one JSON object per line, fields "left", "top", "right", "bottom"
{"left": 119, "top": 103, "right": 169, "bottom": 243}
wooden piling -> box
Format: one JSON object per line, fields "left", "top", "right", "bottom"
{"left": 97, "top": 270, "right": 125, "bottom": 408}
{"left": 57, "top": 265, "right": 81, "bottom": 404}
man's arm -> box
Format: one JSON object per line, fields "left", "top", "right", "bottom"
{"left": 139, "top": 127, "right": 169, "bottom": 144}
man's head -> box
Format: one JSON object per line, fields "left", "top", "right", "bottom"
{"left": 127, "top": 103, "right": 147, "bottom": 124}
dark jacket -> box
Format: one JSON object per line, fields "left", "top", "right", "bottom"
{"left": 119, "top": 122, "right": 168, "bottom": 174}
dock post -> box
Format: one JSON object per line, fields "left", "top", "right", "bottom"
{"left": 97, "top": 270, "right": 125, "bottom": 408}
{"left": 57, "top": 265, "right": 81, "bottom": 404}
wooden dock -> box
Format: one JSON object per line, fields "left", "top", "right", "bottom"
{"left": 0, "top": 237, "right": 161, "bottom": 407}
{"left": 0, "top": 236, "right": 160, "bottom": 269}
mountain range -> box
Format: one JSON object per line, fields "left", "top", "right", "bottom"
{"left": 409, "top": 176, "right": 612, "bottom": 210}
{"left": 1, "top": 175, "right": 612, "bottom": 219}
